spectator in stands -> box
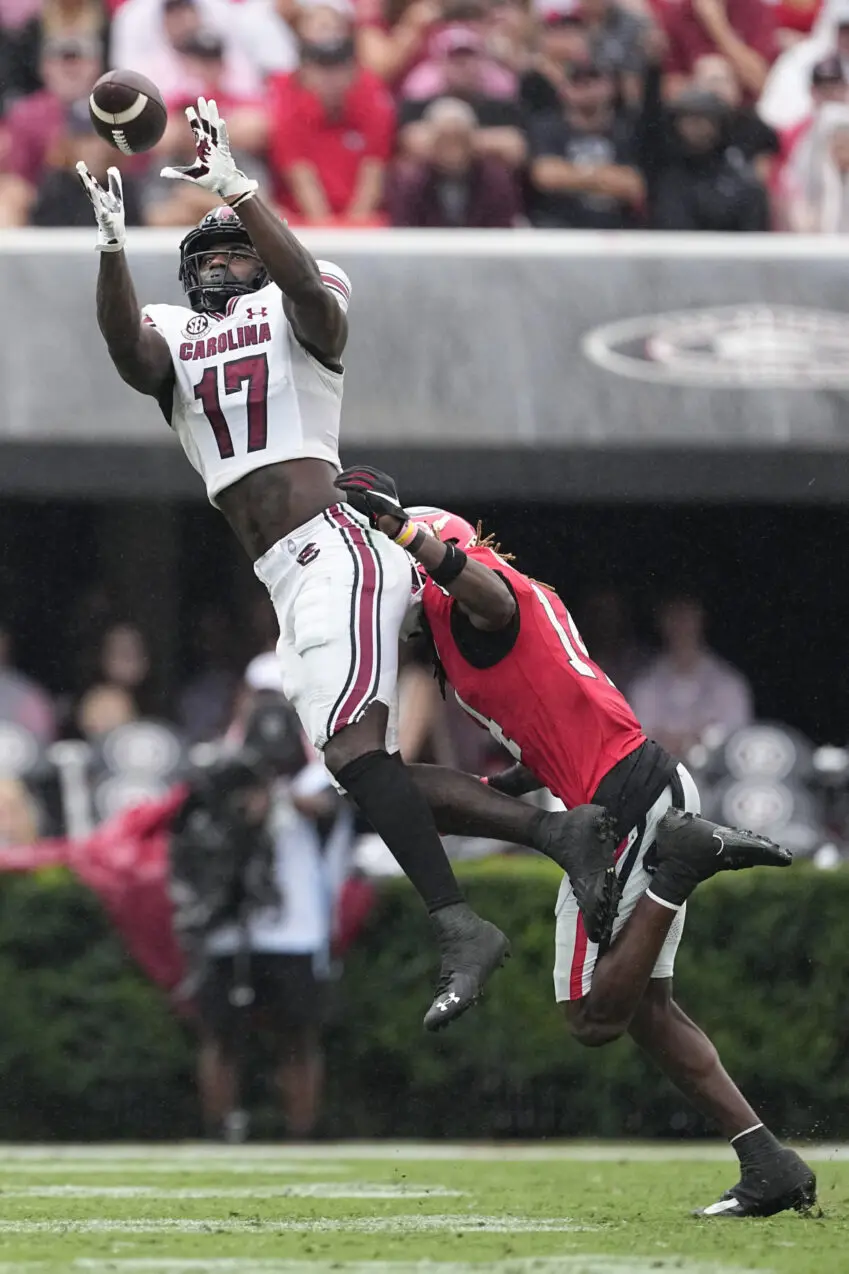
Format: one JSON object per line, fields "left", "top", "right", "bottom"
{"left": 60, "top": 623, "right": 153, "bottom": 737}
{"left": 774, "top": 0, "right": 822, "bottom": 45}
{"left": 0, "top": 34, "right": 112, "bottom": 226}
{"left": 178, "top": 608, "right": 241, "bottom": 744}
{"left": 692, "top": 52, "right": 780, "bottom": 181}
{"left": 0, "top": 0, "right": 42, "bottom": 37}
{"left": 629, "top": 595, "right": 753, "bottom": 760}
{"left": 0, "top": 623, "right": 55, "bottom": 745}
{"left": 520, "top": 9, "right": 590, "bottom": 118}
{"left": 396, "top": 642, "right": 463, "bottom": 765}
{"left": 144, "top": 29, "right": 267, "bottom": 226}
{"left": 110, "top": 0, "right": 295, "bottom": 102}
{"left": 401, "top": 8, "right": 518, "bottom": 99}
{"left": 396, "top": 640, "right": 512, "bottom": 773}
{"left": 661, "top": 0, "right": 778, "bottom": 100}
{"left": 2, "top": 0, "right": 109, "bottom": 108}
{"left": 781, "top": 99, "right": 849, "bottom": 228}
{"left": 397, "top": 25, "right": 527, "bottom": 169}
{"left": 779, "top": 54, "right": 847, "bottom": 162}
{"left": 541, "top": 0, "right": 649, "bottom": 105}
{"left": 97, "top": 623, "right": 155, "bottom": 716}
{"left": 356, "top": 0, "right": 441, "bottom": 90}
{"left": 31, "top": 100, "right": 144, "bottom": 226}
{"left": 576, "top": 588, "right": 650, "bottom": 698}
{"left": 267, "top": 15, "right": 395, "bottom": 224}
{"left": 0, "top": 776, "right": 41, "bottom": 847}
{"left": 638, "top": 60, "right": 770, "bottom": 229}
{"left": 74, "top": 683, "right": 138, "bottom": 740}
{"left": 528, "top": 61, "right": 644, "bottom": 227}
{"left": 388, "top": 96, "right": 519, "bottom": 223}
{"left": 759, "top": 0, "right": 849, "bottom": 132}
{"left": 485, "top": 0, "right": 535, "bottom": 77}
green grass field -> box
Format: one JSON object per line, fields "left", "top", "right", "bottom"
{"left": 0, "top": 1143, "right": 846, "bottom": 1274}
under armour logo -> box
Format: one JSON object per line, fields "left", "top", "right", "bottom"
{"left": 246, "top": 307, "right": 268, "bottom": 319}
{"left": 437, "top": 991, "right": 461, "bottom": 1012}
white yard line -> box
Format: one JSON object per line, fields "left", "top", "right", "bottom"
{"left": 0, "top": 1142, "right": 842, "bottom": 1163}
{"left": 0, "top": 1161, "right": 351, "bottom": 1176}
{"left": 0, "top": 1184, "right": 464, "bottom": 1200}
{"left": 0, "top": 1215, "right": 596, "bottom": 1234}
{"left": 0, "top": 1259, "right": 771, "bottom": 1274}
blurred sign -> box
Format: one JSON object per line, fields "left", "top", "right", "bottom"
{"left": 582, "top": 305, "right": 849, "bottom": 389}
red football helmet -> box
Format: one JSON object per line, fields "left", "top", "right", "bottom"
{"left": 407, "top": 506, "right": 477, "bottom": 549}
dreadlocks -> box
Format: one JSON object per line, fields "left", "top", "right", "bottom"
{"left": 476, "top": 523, "right": 554, "bottom": 594}
{"left": 475, "top": 524, "right": 515, "bottom": 562}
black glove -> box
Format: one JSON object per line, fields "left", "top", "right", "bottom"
{"left": 335, "top": 464, "right": 408, "bottom": 529}
{"left": 485, "top": 762, "right": 544, "bottom": 799}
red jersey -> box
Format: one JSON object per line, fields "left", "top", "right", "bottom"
{"left": 266, "top": 69, "right": 396, "bottom": 216}
{"left": 422, "top": 546, "right": 646, "bottom": 810}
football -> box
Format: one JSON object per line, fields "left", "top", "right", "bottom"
{"left": 88, "top": 70, "right": 167, "bottom": 156}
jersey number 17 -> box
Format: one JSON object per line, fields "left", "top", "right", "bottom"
{"left": 194, "top": 355, "right": 269, "bottom": 458}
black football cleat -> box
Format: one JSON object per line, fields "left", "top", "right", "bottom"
{"left": 534, "top": 804, "right": 621, "bottom": 947}
{"left": 423, "top": 903, "right": 510, "bottom": 1032}
{"left": 651, "top": 808, "right": 792, "bottom": 907}
{"left": 695, "top": 1149, "right": 816, "bottom": 1218}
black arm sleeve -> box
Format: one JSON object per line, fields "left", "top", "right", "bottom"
{"left": 449, "top": 574, "right": 521, "bottom": 668}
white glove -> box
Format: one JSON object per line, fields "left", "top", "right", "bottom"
{"left": 76, "top": 162, "right": 126, "bottom": 253}
{"left": 160, "top": 96, "right": 258, "bottom": 207}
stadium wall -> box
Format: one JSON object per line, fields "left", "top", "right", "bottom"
{"left": 2, "top": 231, "right": 849, "bottom": 501}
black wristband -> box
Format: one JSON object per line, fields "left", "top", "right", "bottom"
{"left": 427, "top": 542, "right": 468, "bottom": 587}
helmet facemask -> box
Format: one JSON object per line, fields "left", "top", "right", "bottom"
{"left": 178, "top": 227, "right": 268, "bottom": 314}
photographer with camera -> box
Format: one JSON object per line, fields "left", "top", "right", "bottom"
{"left": 169, "top": 659, "right": 353, "bottom": 1142}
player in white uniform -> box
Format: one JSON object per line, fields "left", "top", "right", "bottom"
{"left": 75, "top": 96, "right": 541, "bottom": 1030}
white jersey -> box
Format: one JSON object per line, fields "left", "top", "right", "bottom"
{"left": 142, "top": 261, "right": 351, "bottom": 505}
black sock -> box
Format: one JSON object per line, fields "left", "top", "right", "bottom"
{"left": 335, "top": 750, "right": 464, "bottom": 913}
{"left": 731, "top": 1123, "right": 783, "bottom": 1172}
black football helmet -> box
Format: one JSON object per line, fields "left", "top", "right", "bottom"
{"left": 177, "top": 206, "right": 268, "bottom": 314}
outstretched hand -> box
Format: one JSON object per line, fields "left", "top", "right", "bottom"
{"left": 76, "top": 162, "right": 126, "bottom": 253}
{"left": 160, "top": 96, "right": 258, "bottom": 207}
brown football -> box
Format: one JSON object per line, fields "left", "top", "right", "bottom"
{"left": 89, "top": 70, "right": 167, "bottom": 155}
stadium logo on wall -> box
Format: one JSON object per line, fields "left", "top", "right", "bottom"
{"left": 720, "top": 780, "right": 795, "bottom": 833}
{"left": 723, "top": 725, "right": 799, "bottom": 782}
{"left": 183, "top": 314, "right": 210, "bottom": 337}
{"left": 582, "top": 305, "right": 849, "bottom": 388}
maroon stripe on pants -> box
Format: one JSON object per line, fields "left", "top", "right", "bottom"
{"left": 325, "top": 506, "right": 381, "bottom": 737}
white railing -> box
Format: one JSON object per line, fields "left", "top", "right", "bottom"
{"left": 2, "top": 227, "right": 849, "bottom": 258}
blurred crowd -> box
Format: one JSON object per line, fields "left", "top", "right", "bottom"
{"left": 6, "top": 581, "right": 849, "bottom": 872}
{"left": 0, "top": 587, "right": 757, "bottom": 846}
{"left": 2, "top": 0, "right": 849, "bottom": 230}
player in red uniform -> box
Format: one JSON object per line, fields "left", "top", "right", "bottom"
{"left": 335, "top": 465, "right": 816, "bottom": 1220}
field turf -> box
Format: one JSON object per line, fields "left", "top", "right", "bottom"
{"left": 0, "top": 1143, "right": 846, "bottom": 1273}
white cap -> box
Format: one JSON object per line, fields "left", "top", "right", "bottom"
{"left": 244, "top": 651, "right": 284, "bottom": 694}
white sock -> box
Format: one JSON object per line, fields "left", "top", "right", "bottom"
{"left": 645, "top": 889, "right": 682, "bottom": 912}
{"left": 730, "top": 1123, "right": 764, "bottom": 1145}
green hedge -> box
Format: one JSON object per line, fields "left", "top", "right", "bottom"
{"left": 0, "top": 860, "right": 845, "bottom": 1140}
